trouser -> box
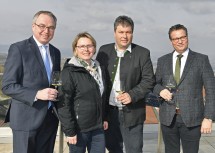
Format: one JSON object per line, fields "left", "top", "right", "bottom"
{"left": 12, "top": 109, "right": 59, "bottom": 153}
{"left": 105, "top": 108, "right": 143, "bottom": 153}
{"left": 69, "top": 128, "right": 105, "bottom": 153}
{"left": 161, "top": 114, "right": 201, "bottom": 153}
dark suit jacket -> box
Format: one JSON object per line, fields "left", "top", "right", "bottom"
{"left": 2, "top": 36, "right": 61, "bottom": 131}
{"left": 154, "top": 50, "right": 215, "bottom": 127}
{"left": 96, "top": 43, "right": 155, "bottom": 127}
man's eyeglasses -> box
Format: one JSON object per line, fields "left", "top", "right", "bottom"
{"left": 34, "top": 23, "right": 55, "bottom": 31}
{"left": 171, "top": 35, "right": 187, "bottom": 43}
{"left": 76, "top": 45, "right": 95, "bottom": 51}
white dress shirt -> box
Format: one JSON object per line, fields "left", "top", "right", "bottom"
{"left": 109, "top": 45, "right": 131, "bottom": 108}
{"left": 173, "top": 48, "right": 189, "bottom": 77}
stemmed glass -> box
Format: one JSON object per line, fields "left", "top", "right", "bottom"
{"left": 115, "top": 80, "right": 125, "bottom": 95}
{"left": 115, "top": 80, "right": 126, "bottom": 105}
{"left": 165, "top": 75, "right": 176, "bottom": 104}
{"left": 51, "top": 71, "right": 62, "bottom": 101}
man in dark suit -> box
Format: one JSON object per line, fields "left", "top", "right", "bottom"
{"left": 96, "top": 15, "right": 155, "bottom": 153}
{"left": 2, "top": 11, "right": 61, "bottom": 153}
{"left": 154, "top": 24, "right": 215, "bottom": 153}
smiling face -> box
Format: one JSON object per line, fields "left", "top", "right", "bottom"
{"left": 75, "top": 37, "right": 95, "bottom": 63}
{"left": 170, "top": 29, "right": 188, "bottom": 54}
{"left": 114, "top": 24, "right": 133, "bottom": 51}
{"left": 32, "top": 14, "right": 56, "bottom": 44}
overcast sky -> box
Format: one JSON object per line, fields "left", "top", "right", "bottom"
{"left": 0, "top": 0, "right": 215, "bottom": 67}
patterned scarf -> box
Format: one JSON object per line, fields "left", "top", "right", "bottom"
{"left": 76, "top": 57, "right": 103, "bottom": 95}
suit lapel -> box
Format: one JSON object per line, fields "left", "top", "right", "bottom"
{"left": 178, "top": 50, "right": 195, "bottom": 85}
{"left": 107, "top": 45, "right": 117, "bottom": 79}
{"left": 166, "top": 53, "right": 174, "bottom": 76}
{"left": 29, "top": 37, "right": 50, "bottom": 82}
{"left": 49, "top": 45, "right": 56, "bottom": 71}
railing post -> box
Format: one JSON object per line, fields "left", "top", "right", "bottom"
{"left": 59, "top": 123, "right": 64, "bottom": 153}
{"left": 153, "top": 107, "right": 163, "bottom": 153}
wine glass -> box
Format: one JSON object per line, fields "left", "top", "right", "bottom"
{"left": 115, "top": 80, "right": 125, "bottom": 94}
{"left": 115, "top": 80, "right": 126, "bottom": 105}
{"left": 51, "top": 71, "right": 62, "bottom": 101}
{"left": 165, "top": 75, "right": 176, "bottom": 104}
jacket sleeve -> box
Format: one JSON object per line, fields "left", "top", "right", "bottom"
{"left": 2, "top": 44, "right": 38, "bottom": 106}
{"left": 128, "top": 51, "right": 155, "bottom": 103}
{"left": 57, "top": 68, "right": 77, "bottom": 136}
{"left": 202, "top": 56, "right": 215, "bottom": 120}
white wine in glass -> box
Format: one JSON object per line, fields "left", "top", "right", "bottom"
{"left": 51, "top": 71, "right": 62, "bottom": 89}
{"left": 166, "top": 75, "right": 176, "bottom": 92}
{"left": 115, "top": 80, "right": 125, "bottom": 94}
{"left": 51, "top": 71, "right": 62, "bottom": 101}
{"left": 165, "top": 75, "right": 176, "bottom": 104}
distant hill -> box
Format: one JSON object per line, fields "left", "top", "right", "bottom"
{"left": 0, "top": 53, "right": 215, "bottom": 72}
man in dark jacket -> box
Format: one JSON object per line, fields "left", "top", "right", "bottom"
{"left": 96, "top": 15, "right": 155, "bottom": 153}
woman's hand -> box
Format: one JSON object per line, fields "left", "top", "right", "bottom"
{"left": 67, "top": 135, "right": 77, "bottom": 144}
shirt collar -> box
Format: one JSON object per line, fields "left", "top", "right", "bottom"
{"left": 173, "top": 48, "right": 189, "bottom": 58}
{"left": 33, "top": 35, "right": 49, "bottom": 47}
{"left": 114, "top": 44, "right": 132, "bottom": 57}
{"left": 114, "top": 44, "right": 132, "bottom": 53}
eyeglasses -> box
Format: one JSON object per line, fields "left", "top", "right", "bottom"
{"left": 34, "top": 23, "right": 56, "bottom": 31}
{"left": 171, "top": 35, "right": 187, "bottom": 42}
{"left": 76, "top": 45, "right": 95, "bottom": 51}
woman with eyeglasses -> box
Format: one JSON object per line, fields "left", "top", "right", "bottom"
{"left": 57, "top": 32, "right": 108, "bottom": 153}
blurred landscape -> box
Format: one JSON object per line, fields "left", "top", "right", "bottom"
{"left": 0, "top": 53, "right": 9, "bottom": 121}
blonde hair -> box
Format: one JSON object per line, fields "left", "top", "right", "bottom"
{"left": 72, "top": 32, "right": 96, "bottom": 56}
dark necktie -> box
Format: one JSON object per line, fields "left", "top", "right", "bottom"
{"left": 174, "top": 54, "right": 183, "bottom": 85}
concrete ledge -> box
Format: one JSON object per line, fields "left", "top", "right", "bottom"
{"left": 1, "top": 123, "right": 215, "bottom": 137}
{"left": 0, "top": 126, "right": 62, "bottom": 138}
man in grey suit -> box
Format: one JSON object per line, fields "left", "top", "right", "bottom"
{"left": 154, "top": 24, "right": 215, "bottom": 153}
{"left": 96, "top": 15, "right": 155, "bottom": 153}
{"left": 2, "top": 11, "right": 61, "bottom": 153}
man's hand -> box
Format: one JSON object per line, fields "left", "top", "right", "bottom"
{"left": 117, "top": 92, "right": 132, "bottom": 105}
{"left": 201, "top": 118, "right": 212, "bottom": 134}
{"left": 159, "top": 89, "right": 173, "bottom": 101}
{"left": 36, "top": 88, "right": 58, "bottom": 101}
{"left": 67, "top": 135, "right": 77, "bottom": 144}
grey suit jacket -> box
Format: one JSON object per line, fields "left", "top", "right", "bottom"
{"left": 154, "top": 49, "right": 215, "bottom": 127}
{"left": 2, "top": 36, "right": 61, "bottom": 131}
{"left": 96, "top": 43, "right": 155, "bottom": 127}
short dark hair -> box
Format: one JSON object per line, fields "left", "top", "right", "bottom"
{"left": 168, "top": 24, "right": 188, "bottom": 40}
{"left": 114, "top": 15, "right": 134, "bottom": 32}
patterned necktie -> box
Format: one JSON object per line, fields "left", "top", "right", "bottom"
{"left": 41, "top": 45, "right": 52, "bottom": 108}
{"left": 174, "top": 54, "right": 183, "bottom": 85}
